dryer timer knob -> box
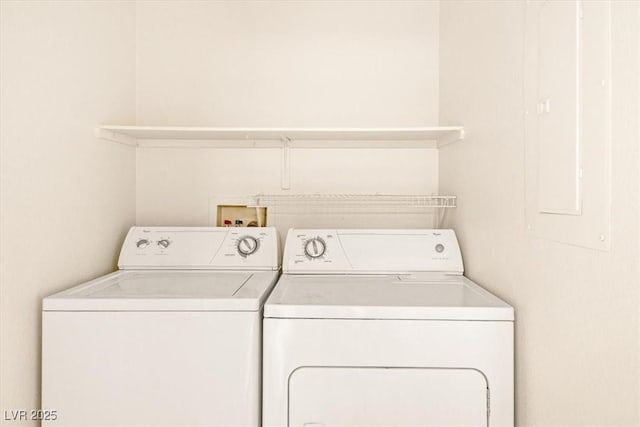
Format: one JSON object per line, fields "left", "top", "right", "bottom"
{"left": 157, "top": 239, "right": 171, "bottom": 249}
{"left": 304, "top": 237, "right": 326, "bottom": 259}
{"left": 136, "top": 239, "right": 150, "bottom": 249}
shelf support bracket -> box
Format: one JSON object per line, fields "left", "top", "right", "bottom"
{"left": 95, "top": 127, "right": 138, "bottom": 147}
{"left": 281, "top": 136, "right": 291, "bottom": 190}
{"left": 437, "top": 128, "right": 465, "bottom": 148}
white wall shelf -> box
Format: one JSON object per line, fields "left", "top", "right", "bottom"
{"left": 97, "top": 125, "right": 464, "bottom": 190}
{"left": 96, "top": 125, "right": 465, "bottom": 148}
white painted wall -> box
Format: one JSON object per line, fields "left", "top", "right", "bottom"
{"left": 135, "top": 0, "right": 439, "bottom": 127}
{"left": 0, "top": 1, "right": 136, "bottom": 422}
{"left": 134, "top": 1, "right": 441, "bottom": 228}
{"left": 439, "top": 1, "right": 639, "bottom": 425}
{"left": 136, "top": 146, "right": 439, "bottom": 229}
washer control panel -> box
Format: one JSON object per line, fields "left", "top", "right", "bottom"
{"left": 119, "top": 227, "right": 279, "bottom": 270}
{"left": 284, "top": 229, "right": 463, "bottom": 274}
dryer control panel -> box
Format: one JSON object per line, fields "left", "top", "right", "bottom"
{"left": 118, "top": 227, "right": 279, "bottom": 270}
{"left": 284, "top": 229, "right": 463, "bottom": 275}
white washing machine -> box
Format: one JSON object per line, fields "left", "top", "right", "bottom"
{"left": 42, "top": 226, "right": 279, "bottom": 427}
{"left": 263, "top": 229, "right": 514, "bottom": 427}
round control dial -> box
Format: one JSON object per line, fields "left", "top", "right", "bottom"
{"left": 237, "top": 236, "right": 259, "bottom": 257}
{"left": 304, "top": 237, "right": 326, "bottom": 259}
{"left": 157, "top": 239, "right": 171, "bottom": 249}
{"left": 136, "top": 239, "right": 150, "bottom": 249}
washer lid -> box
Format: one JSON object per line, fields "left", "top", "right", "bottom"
{"left": 264, "top": 274, "right": 514, "bottom": 321}
{"left": 43, "top": 270, "right": 279, "bottom": 311}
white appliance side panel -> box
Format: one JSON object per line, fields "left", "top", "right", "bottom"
{"left": 263, "top": 319, "right": 513, "bottom": 427}
{"left": 289, "top": 367, "right": 487, "bottom": 427}
{"left": 283, "top": 229, "right": 463, "bottom": 274}
{"left": 42, "top": 311, "right": 261, "bottom": 427}
{"left": 118, "top": 226, "right": 278, "bottom": 270}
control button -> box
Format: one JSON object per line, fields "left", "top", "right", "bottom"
{"left": 304, "top": 237, "right": 326, "bottom": 259}
{"left": 157, "top": 239, "right": 171, "bottom": 249}
{"left": 136, "top": 239, "right": 150, "bottom": 249}
{"left": 237, "top": 236, "right": 259, "bottom": 257}
{"left": 435, "top": 243, "right": 445, "bottom": 253}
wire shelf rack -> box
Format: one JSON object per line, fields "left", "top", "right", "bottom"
{"left": 252, "top": 194, "right": 456, "bottom": 214}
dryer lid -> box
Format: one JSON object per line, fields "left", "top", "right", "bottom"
{"left": 43, "top": 270, "right": 279, "bottom": 311}
{"left": 264, "top": 274, "right": 513, "bottom": 321}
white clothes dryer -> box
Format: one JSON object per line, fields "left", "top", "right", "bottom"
{"left": 263, "top": 229, "right": 514, "bottom": 427}
{"left": 42, "top": 226, "right": 280, "bottom": 427}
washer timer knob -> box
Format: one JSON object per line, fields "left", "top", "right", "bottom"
{"left": 157, "top": 239, "right": 171, "bottom": 249}
{"left": 304, "top": 237, "right": 326, "bottom": 259}
{"left": 237, "top": 236, "right": 259, "bottom": 257}
{"left": 136, "top": 239, "right": 150, "bottom": 249}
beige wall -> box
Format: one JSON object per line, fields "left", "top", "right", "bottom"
{"left": 0, "top": 1, "right": 136, "bottom": 423}
{"left": 136, "top": 146, "right": 439, "bottom": 229}
{"left": 134, "top": 0, "right": 442, "bottom": 227}
{"left": 135, "top": 0, "right": 439, "bottom": 127}
{"left": 439, "top": 1, "right": 639, "bottom": 425}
